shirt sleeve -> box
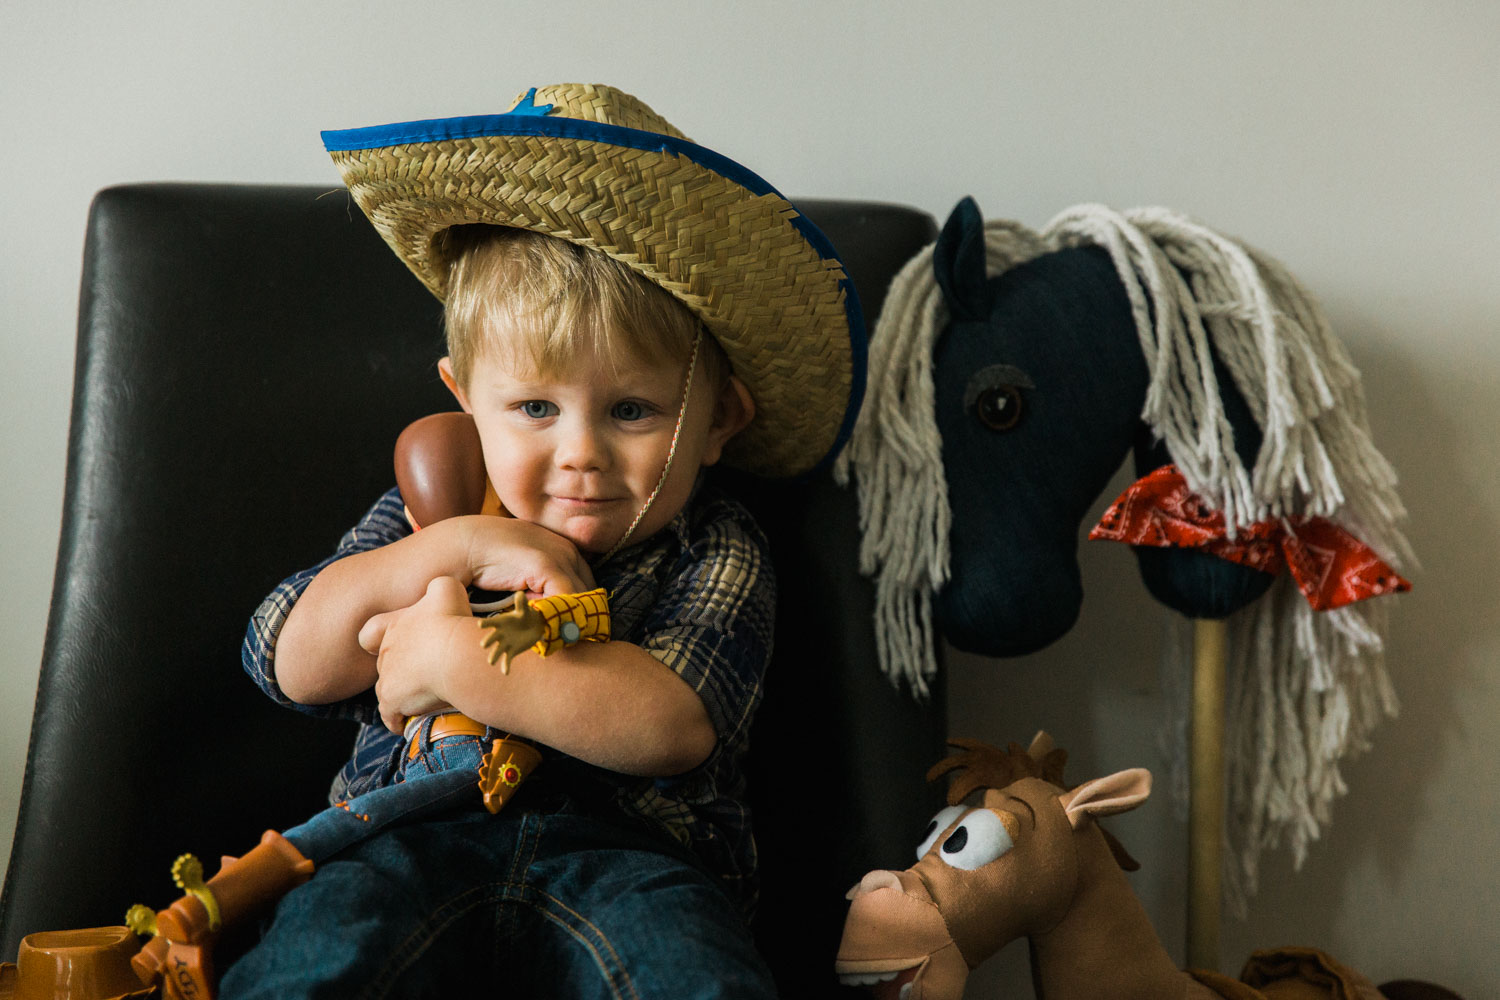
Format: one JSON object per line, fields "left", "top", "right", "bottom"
{"left": 241, "top": 488, "right": 411, "bottom": 724}
{"left": 633, "top": 500, "right": 776, "bottom": 754}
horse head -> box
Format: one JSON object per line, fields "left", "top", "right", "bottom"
{"left": 927, "top": 197, "right": 1271, "bottom": 657}
{"left": 835, "top": 734, "right": 1151, "bottom": 1000}
{"left": 835, "top": 736, "right": 1423, "bottom": 1000}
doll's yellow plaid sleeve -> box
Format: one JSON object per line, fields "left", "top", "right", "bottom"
{"left": 528, "top": 588, "right": 611, "bottom": 655}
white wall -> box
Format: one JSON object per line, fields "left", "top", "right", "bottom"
{"left": 2, "top": 2, "right": 1495, "bottom": 995}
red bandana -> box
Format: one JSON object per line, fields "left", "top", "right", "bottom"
{"left": 1089, "top": 465, "right": 1410, "bottom": 611}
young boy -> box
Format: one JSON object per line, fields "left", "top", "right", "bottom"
{"left": 203, "top": 84, "right": 863, "bottom": 998}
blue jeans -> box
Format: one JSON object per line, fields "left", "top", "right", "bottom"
{"left": 219, "top": 737, "right": 776, "bottom": 999}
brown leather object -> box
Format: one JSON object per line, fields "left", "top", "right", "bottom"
{"left": 395, "top": 412, "right": 486, "bottom": 528}
{"left": 407, "top": 713, "right": 488, "bottom": 761}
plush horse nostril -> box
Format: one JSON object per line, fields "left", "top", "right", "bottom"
{"left": 848, "top": 870, "right": 904, "bottom": 899}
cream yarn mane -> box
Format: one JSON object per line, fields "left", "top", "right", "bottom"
{"left": 834, "top": 204, "right": 1413, "bottom": 903}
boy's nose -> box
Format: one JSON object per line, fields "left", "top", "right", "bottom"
{"left": 555, "top": 420, "right": 610, "bottom": 472}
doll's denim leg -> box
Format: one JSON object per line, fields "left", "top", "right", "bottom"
{"left": 219, "top": 799, "right": 777, "bottom": 1000}
{"left": 279, "top": 735, "right": 487, "bottom": 864}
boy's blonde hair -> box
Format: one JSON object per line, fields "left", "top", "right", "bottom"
{"left": 440, "top": 226, "right": 728, "bottom": 389}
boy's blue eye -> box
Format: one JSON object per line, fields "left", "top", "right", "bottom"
{"left": 612, "top": 401, "right": 646, "bottom": 422}
{"left": 521, "top": 400, "right": 557, "bottom": 419}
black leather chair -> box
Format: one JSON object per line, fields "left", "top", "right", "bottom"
{"left": 0, "top": 184, "right": 944, "bottom": 994}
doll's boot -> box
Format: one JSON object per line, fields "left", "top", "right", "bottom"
{"left": 128, "top": 829, "right": 313, "bottom": 999}
{"left": 478, "top": 736, "right": 544, "bottom": 814}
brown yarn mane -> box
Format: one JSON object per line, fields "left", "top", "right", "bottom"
{"left": 927, "top": 737, "right": 1069, "bottom": 805}
{"left": 927, "top": 736, "right": 1139, "bottom": 872}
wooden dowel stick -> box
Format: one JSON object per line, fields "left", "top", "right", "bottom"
{"left": 1187, "top": 616, "right": 1227, "bottom": 971}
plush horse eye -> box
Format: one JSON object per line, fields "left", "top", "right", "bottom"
{"left": 974, "top": 385, "right": 1023, "bottom": 431}
{"left": 916, "top": 805, "right": 967, "bottom": 860}
{"left": 934, "top": 809, "right": 1014, "bottom": 871}
{"left": 964, "top": 363, "right": 1033, "bottom": 432}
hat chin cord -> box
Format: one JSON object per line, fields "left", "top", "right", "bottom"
{"left": 600, "top": 329, "right": 704, "bottom": 563}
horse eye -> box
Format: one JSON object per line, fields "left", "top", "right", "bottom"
{"left": 964, "top": 363, "right": 1032, "bottom": 432}
{"left": 916, "top": 805, "right": 967, "bottom": 860}
{"left": 974, "top": 385, "right": 1024, "bottom": 431}
{"left": 934, "top": 809, "right": 1014, "bottom": 871}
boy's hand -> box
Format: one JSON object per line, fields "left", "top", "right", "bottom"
{"left": 360, "top": 576, "right": 475, "bottom": 733}
{"left": 460, "top": 516, "right": 596, "bottom": 598}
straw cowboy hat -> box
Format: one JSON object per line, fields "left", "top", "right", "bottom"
{"left": 0, "top": 927, "right": 153, "bottom": 1000}
{"left": 322, "top": 82, "right": 866, "bottom": 478}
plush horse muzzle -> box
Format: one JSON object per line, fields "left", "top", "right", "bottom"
{"left": 835, "top": 869, "right": 970, "bottom": 1000}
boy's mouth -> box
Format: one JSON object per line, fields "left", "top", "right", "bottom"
{"left": 551, "top": 495, "right": 623, "bottom": 509}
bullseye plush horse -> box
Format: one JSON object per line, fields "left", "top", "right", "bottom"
{"left": 834, "top": 199, "right": 1413, "bottom": 900}
{"left": 833, "top": 735, "right": 1434, "bottom": 1000}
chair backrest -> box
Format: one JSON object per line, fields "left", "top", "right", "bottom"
{"left": 0, "top": 184, "right": 944, "bottom": 992}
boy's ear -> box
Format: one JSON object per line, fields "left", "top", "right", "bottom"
{"left": 701, "top": 376, "right": 756, "bottom": 467}
{"left": 437, "top": 357, "right": 474, "bottom": 414}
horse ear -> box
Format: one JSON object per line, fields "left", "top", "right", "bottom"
{"left": 1027, "top": 731, "right": 1055, "bottom": 758}
{"left": 933, "top": 196, "right": 989, "bottom": 321}
{"left": 1058, "top": 768, "right": 1152, "bottom": 830}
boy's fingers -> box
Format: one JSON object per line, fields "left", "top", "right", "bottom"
{"left": 476, "top": 556, "right": 592, "bottom": 598}
{"left": 422, "top": 575, "right": 473, "bottom": 614}
{"left": 529, "top": 541, "right": 594, "bottom": 594}
{"left": 465, "top": 518, "right": 598, "bottom": 595}
{"left": 569, "top": 556, "right": 596, "bottom": 592}
{"left": 358, "top": 613, "right": 390, "bottom": 654}
{"left": 363, "top": 577, "right": 470, "bottom": 655}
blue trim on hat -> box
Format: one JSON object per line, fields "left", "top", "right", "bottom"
{"left": 322, "top": 107, "right": 867, "bottom": 475}
{"left": 505, "top": 87, "right": 554, "bottom": 117}
{"left": 324, "top": 110, "right": 780, "bottom": 192}
{"left": 810, "top": 279, "right": 867, "bottom": 480}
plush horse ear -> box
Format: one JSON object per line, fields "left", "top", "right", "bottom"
{"left": 933, "top": 196, "right": 990, "bottom": 321}
{"left": 1027, "top": 731, "right": 1055, "bottom": 759}
{"left": 1058, "top": 768, "right": 1152, "bottom": 830}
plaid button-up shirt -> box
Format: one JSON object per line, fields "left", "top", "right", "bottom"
{"left": 243, "top": 483, "right": 775, "bottom": 909}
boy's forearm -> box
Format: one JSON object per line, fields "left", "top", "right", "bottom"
{"left": 427, "top": 623, "right": 717, "bottom": 777}
{"left": 275, "top": 521, "right": 472, "bottom": 705}
{"left": 276, "top": 513, "right": 594, "bottom": 708}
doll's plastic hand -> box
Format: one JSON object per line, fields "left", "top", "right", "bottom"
{"left": 462, "top": 516, "right": 596, "bottom": 598}
{"left": 362, "top": 576, "right": 473, "bottom": 733}
{"left": 477, "top": 593, "right": 547, "bottom": 674}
